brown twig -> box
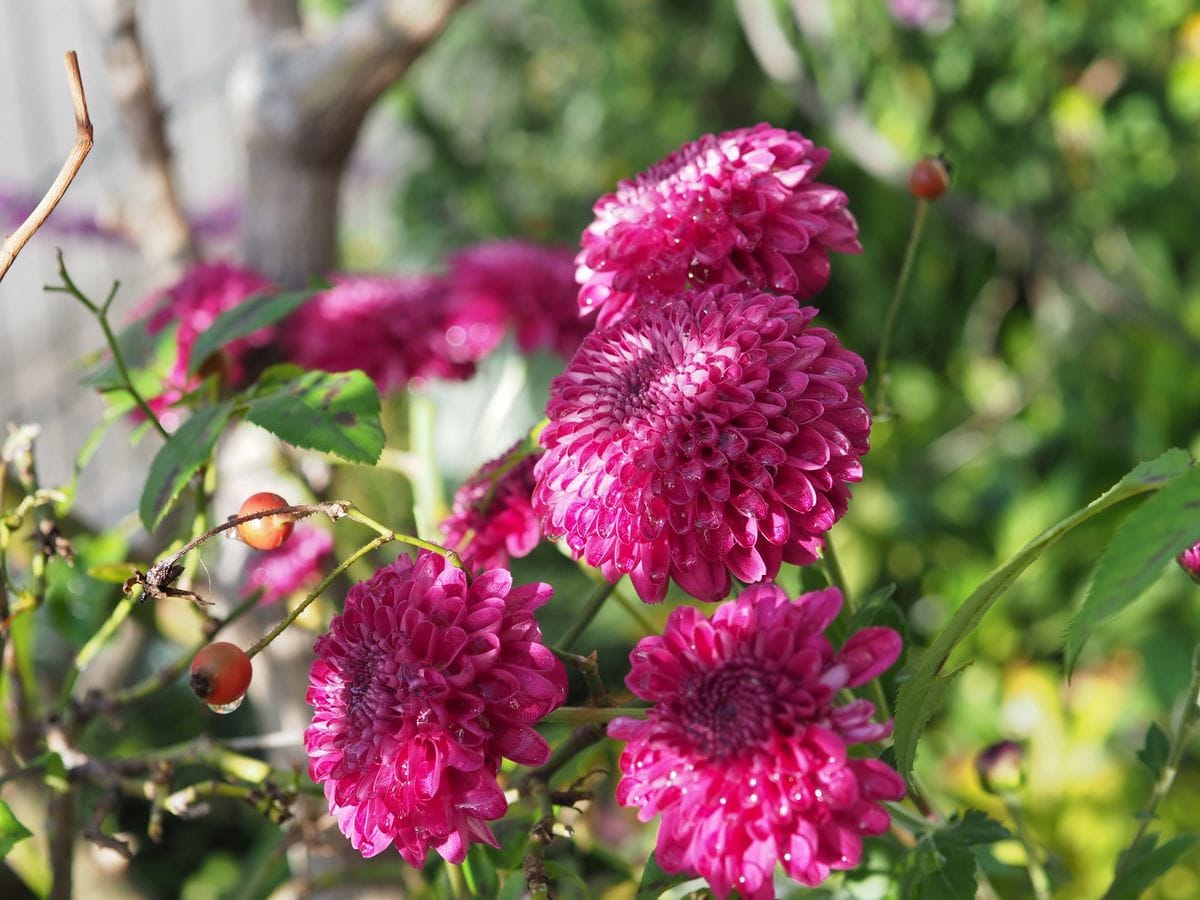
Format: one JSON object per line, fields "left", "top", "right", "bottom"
{"left": 0, "top": 51, "right": 93, "bottom": 284}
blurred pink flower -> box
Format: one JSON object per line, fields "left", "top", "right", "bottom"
{"left": 609, "top": 584, "right": 905, "bottom": 898}
{"left": 441, "top": 444, "right": 543, "bottom": 571}
{"left": 138, "top": 262, "right": 273, "bottom": 414}
{"left": 447, "top": 241, "right": 592, "bottom": 358}
{"left": 284, "top": 274, "right": 504, "bottom": 393}
{"left": 304, "top": 550, "right": 567, "bottom": 864}
{"left": 888, "top": 0, "right": 953, "bottom": 31}
{"left": 1179, "top": 541, "right": 1200, "bottom": 584}
{"left": 242, "top": 524, "right": 333, "bottom": 604}
{"left": 534, "top": 285, "right": 870, "bottom": 603}
{"left": 577, "top": 124, "right": 861, "bottom": 327}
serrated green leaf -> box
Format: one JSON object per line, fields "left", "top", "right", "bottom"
{"left": 893, "top": 450, "right": 1190, "bottom": 777}
{"left": 901, "top": 812, "right": 1010, "bottom": 900}
{"left": 1067, "top": 462, "right": 1200, "bottom": 673}
{"left": 139, "top": 402, "right": 233, "bottom": 531}
{"left": 244, "top": 367, "right": 384, "bottom": 465}
{"left": 848, "top": 583, "right": 898, "bottom": 634}
{"left": 0, "top": 799, "right": 32, "bottom": 859}
{"left": 636, "top": 852, "right": 698, "bottom": 899}
{"left": 942, "top": 810, "right": 1011, "bottom": 846}
{"left": 1137, "top": 722, "right": 1171, "bottom": 779}
{"left": 188, "top": 289, "right": 315, "bottom": 375}
{"left": 1103, "top": 833, "right": 1198, "bottom": 900}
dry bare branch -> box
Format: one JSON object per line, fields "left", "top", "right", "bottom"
{"left": 0, "top": 51, "right": 93, "bottom": 284}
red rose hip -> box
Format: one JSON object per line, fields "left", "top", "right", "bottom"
{"left": 190, "top": 641, "right": 253, "bottom": 713}
{"left": 236, "top": 491, "right": 294, "bottom": 550}
{"left": 908, "top": 154, "right": 952, "bottom": 199}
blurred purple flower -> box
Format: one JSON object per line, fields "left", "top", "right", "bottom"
{"left": 242, "top": 524, "right": 334, "bottom": 604}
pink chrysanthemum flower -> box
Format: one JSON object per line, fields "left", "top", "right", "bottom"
{"left": 577, "top": 124, "right": 861, "bottom": 327}
{"left": 304, "top": 550, "right": 567, "bottom": 864}
{"left": 441, "top": 444, "right": 543, "bottom": 571}
{"left": 284, "top": 274, "right": 504, "bottom": 393}
{"left": 534, "top": 285, "right": 870, "bottom": 603}
{"left": 138, "top": 262, "right": 273, "bottom": 414}
{"left": 1179, "top": 541, "right": 1200, "bottom": 584}
{"left": 242, "top": 524, "right": 334, "bottom": 605}
{"left": 448, "top": 241, "right": 593, "bottom": 358}
{"left": 609, "top": 585, "right": 905, "bottom": 898}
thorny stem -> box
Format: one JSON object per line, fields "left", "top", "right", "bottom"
{"left": 872, "top": 198, "right": 929, "bottom": 416}
{"left": 554, "top": 579, "right": 618, "bottom": 652}
{"left": 47, "top": 251, "right": 170, "bottom": 439}
{"left": 1106, "top": 644, "right": 1200, "bottom": 893}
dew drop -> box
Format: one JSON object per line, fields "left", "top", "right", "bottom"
{"left": 207, "top": 695, "right": 244, "bottom": 715}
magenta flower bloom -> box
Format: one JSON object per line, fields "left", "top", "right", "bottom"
{"left": 888, "top": 0, "right": 953, "bottom": 31}
{"left": 137, "top": 262, "right": 273, "bottom": 414}
{"left": 448, "top": 241, "right": 593, "bottom": 358}
{"left": 1179, "top": 541, "right": 1200, "bottom": 584}
{"left": 304, "top": 550, "right": 567, "bottom": 864}
{"left": 609, "top": 585, "right": 905, "bottom": 898}
{"left": 284, "top": 274, "right": 504, "bottom": 393}
{"left": 242, "top": 524, "right": 334, "bottom": 604}
{"left": 577, "top": 124, "right": 861, "bottom": 327}
{"left": 441, "top": 444, "right": 543, "bottom": 572}
{"left": 534, "top": 285, "right": 870, "bottom": 603}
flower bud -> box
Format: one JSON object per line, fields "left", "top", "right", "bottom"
{"left": 976, "top": 740, "right": 1026, "bottom": 795}
{"left": 1178, "top": 540, "right": 1200, "bottom": 584}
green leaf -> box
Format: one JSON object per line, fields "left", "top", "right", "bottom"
{"left": 1067, "top": 461, "right": 1200, "bottom": 673}
{"left": 187, "top": 289, "right": 315, "bottom": 375}
{"left": 1138, "top": 722, "right": 1171, "bottom": 779}
{"left": 0, "top": 799, "right": 32, "bottom": 859}
{"left": 1103, "top": 833, "right": 1198, "bottom": 900}
{"left": 893, "top": 449, "right": 1191, "bottom": 778}
{"left": 901, "top": 811, "right": 1011, "bottom": 900}
{"left": 635, "top": 852, "right": 698, "bottom": 899}
{"left": 244, "top": 367, "right": 384, "bottom": 465}
{"left": 139, "top": 402, "right": 233, "bottom": 531}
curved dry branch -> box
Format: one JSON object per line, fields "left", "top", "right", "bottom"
{"left": 0, "top": 51, "right": 93, "bottom": 284}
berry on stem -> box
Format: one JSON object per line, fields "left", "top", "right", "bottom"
{"left": 908, "top": 154, "right": 952, "bottom": 200}
{"left": 236, "top": 491, "right": 294, "bottom": 551}
{"left": 190, "top": 641, "right": 253, "bottom": 714}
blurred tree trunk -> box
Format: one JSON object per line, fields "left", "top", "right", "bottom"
{"left": 233, "top": 0, "right": 467, "bottom": 287}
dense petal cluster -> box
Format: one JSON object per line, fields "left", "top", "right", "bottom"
{"left": 1179, "top": 540, "right": 1200, "bottom": 583}
{"left": 242, "top": 524, "right": 334, "bottom": 604}
{"left": 441, "top": 444, "right": 543, "bottom": 571}
{"left": 139, "top": 262, "right": 273, "bottom": 415}
{"left": 447, "top": 241, "right": 592, "bottom": 358}
{"left": 304, "top": 550, "right": 567, "bottom": 864}
{"left": 284, "top": 274, "right": 504, "bottom": 393}
{"left": 576, "top": 124, "right": 861, "bottom": 327}
{"left": 609, "top": 585, "right": 905, "bottom": 898}
{"left": 534, "top": 285, "right": 870, "bottom": 603}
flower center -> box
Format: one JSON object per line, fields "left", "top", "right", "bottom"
{"left": 674, "top": 659, "right": 775, "bottom": 759}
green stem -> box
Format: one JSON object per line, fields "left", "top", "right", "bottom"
{"left": 611, "top": 585, "right": 658, "bottom": 636}
{"left": 541, "top": 706, "right": 645, "bottom": 725}
{"left": 342, "top": 505, "right": 462, "bottom": 567}
{"left": 822, "top": 534, "right": 851, "bottom": 608}
{"left": 246, "top": 533, "right": 392, "bottom": 658}
{"left": 408, "top": 391, "right": 445, "bottom": 540}
{"left": 554, "top": 579, "right": 618, "bottom": 652}
{"left": 61, "top": 587, "right": 140, "bottom": 704}
{"left": 1107, "top": 645, "right": 1200, "bottom": 891}
{"left": 47, "top": 250, "right": 168, "bottom": 439}
{"left": 1004, "top": 796, "right": 1052, "bottom": 900}
{"left": 872, "top": 199, "right": 929, "bottom": 415}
